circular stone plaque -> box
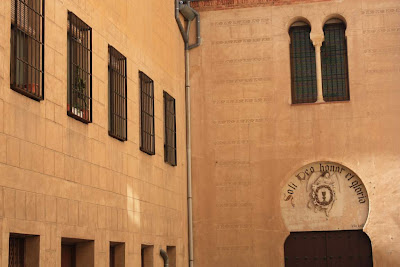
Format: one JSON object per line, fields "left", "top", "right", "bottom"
{"left": 280, "top": 162, "right": 369, "bottom": 232}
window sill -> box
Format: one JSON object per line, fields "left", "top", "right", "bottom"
{"left": 291, "top": 100, "right": 350, "bottom": 106}
{"left": 11, "top": 85, "right": 43, "bottom": 101}
{"left": 140, "top": 147, "right": 155, "bottom": 156}
{"left": 164, "top": 161, "right": 177, "bottom": 167}
{"left": 109, "top": 132, "right": 127, "bottom": 142}
{"left": 67, "top": 110, "right": 91, "bottom": 124}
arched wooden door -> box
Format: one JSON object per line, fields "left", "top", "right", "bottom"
{"left": 284, "top": 230, "right": 373, "bottom": 267}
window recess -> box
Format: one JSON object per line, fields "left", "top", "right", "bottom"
{"left": 141, "top": 245, "right": 154, "bottom": 267}
{"left": 321, "top": 21, "right": 350, "bottom": 101}
{"left": 164, "top": 91, "right": 177, "bottom": 166}
{"left": 61, "top": 237, "right": 94, "bottom": 267}
{"left": 11, "top": 0, "right": 44, "bottom": 100}
{"left": 108, "top": 46, "right": 127, "bottom": 141}
{"left": 289, "top": 24, "right": 318, "bottom": 104}
{"left": 167, "top": 246, "right": 176, "bottom": 267}
{"left": 139, "top": 72, "right": 155, "bottom": 155}
{"left": 67, "top": 12, "right": 92, "bottom": 123}
{"left": 110, "top": 242, "right": 125, "bottom": 267}
{"left": 8, "top": 233, "right": 40, "bottom": 267}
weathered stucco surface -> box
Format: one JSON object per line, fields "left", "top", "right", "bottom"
{"left": 0, "top": 0, "right": 188, "bottom": 266}
{"left": 189, "top": 0, "right": 400, "bottom": 266}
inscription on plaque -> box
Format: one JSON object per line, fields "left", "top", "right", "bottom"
{"left": 281, "top": 162, "right": 369, "bottom": 232}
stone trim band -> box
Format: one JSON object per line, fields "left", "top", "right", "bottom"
{"left": 191, "top": 0, "right": 333, "bottom": 11}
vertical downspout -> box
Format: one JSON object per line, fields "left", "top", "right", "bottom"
{"left": 185, "top": 42, "right": 194, "bottom": 267}
{"left": 185, "top": 4, "right": 194, "bottom": 267}
{"left": 160, "top": 249, "right": 169, "bottom": 267}
{"left": 175, "top": 1, "right": 200, "bottom": 266}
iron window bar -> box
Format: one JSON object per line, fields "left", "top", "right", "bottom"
{"left": 108, "top": 45, "right": 127, "bottom": 141}
{"left": 289, "top": 25, "right": 317, "bottom": 104}
{"left": 10, "top": 0, "right": 45, "bottom": 101}
{"left": 67, "top": 11, "right": 92, "bottom": 123}
{"left": 321, "top": 22, "right": 350, "bottom": 101}
{"left": 164, "top": 91, "right": 177, "bottom": 166}
{"left": 139, "top": 71, "right": 155, "bottom": 155}
{"left": 9, "top": 236, "right": 25, "bottom": 266}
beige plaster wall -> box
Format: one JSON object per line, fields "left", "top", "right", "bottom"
{"left": 189, "top": 0, "right": 400, "bottom": 266}
{"left": 0, "top": 0, "right": 188, "bottom": 266}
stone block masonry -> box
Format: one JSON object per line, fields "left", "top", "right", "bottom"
{"left": 0, "top": 0, "right": 188, "bottom": 266}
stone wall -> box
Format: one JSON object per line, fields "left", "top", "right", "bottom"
{"left": 191, "top": 0, "right": 332, "bottom": 11}
{"left": 189, "top": 0, "right": 400, "bottom": 266}
{"left": 0, "top": 0, "right": 187, "bottom": 266}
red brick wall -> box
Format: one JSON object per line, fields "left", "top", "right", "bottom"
{"left": 191, "top": 0, "right": 333, "bottom": 11}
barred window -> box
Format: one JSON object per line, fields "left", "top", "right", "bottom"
{"left": 108, "top": 46, "right": 127, "bottom": 141}
{"left": 140, "top": 72, "right": 155, "bottom": 155}
{"left": 164, "top": 92, "right": 176, "bottom": 166}
{"left": 321, "top": 19, "right": 349, "bottom": 101}
{"left": 11, "top": 0, "right": 44, "bottom": 100}
{"left": 9, "top": 236, "right": 24, "bottom": 266}
{"left": 67, "top": 12, "right": 92, "bottom": 123}
{"left": 9, "top": 234, "right": 39, "bottom": 267}
{"left": 289, "top": 23, "right": 317, "bottom": 104}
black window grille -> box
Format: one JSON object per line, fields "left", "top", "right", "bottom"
{"left": 108, "top": 46, "right": 127, "bottom": 141}
{"left": 11, "top": 0, "right": 44, "bottom": 101}
{"left": 67, "top": 12, "right": 92, "bottom": 123}
{"left": 289, "top": 25, "right": 317, "bottom": 104}
{"left": 9, "top": 236, "right": 24, "bottom": 267}
{"left": 321, "top": 22, "right": 350, "bottom": 101}
{"left": 164, "top": 91, "right": 176, "bottom": 166}
{"left": 140, "top": 72, "right": 155, "bottom": 155}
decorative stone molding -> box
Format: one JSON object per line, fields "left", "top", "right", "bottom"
{"left": 191, "top": 0, "right": 333, "bottom": 11}
{"left": 310, "top": 35, "right": 325, "bottom": 102}
{"left": 280, "top": 162, "right": 369, "bottom": 232}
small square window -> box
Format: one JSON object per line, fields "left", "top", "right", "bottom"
{"left": 167, "top": 246, "right": 176, "bottom": 267}
{"left": 61, "top": 237, "right": 94, "bottom": 267}
{"left": 141, "top": 244, "right": 154, "bottom": 267}
{"left": 110, "top": 242, "right": 125, "bottom": 267}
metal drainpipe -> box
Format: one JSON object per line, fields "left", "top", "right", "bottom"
{"left": 160, "top": 249, "right": 169, "bottom": 267}
{"left": 185, "top": 41, "right": 194, "bottom": 267}
{"left": 185, "top": 5, "right": 194, "bottom": 267}
{"left": 174, "top": 1, "right": 201, "bottom": 267}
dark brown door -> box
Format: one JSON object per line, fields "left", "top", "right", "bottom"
{"left": 284, "top": 230, "right": 373, "bottom": 267}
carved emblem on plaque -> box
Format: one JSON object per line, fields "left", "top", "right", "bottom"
{"left": 281, "top": 162, "right": 369, "bottom": 232}
{"left": 307, "top": 171, "right": 340, "bottom": 217}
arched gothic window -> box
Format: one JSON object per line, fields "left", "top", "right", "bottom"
{"left": 321, "top": 19, "right": 349, "bottom": 101}
{"left": 289, "top": 22, "right": 317, "bottom": 104}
